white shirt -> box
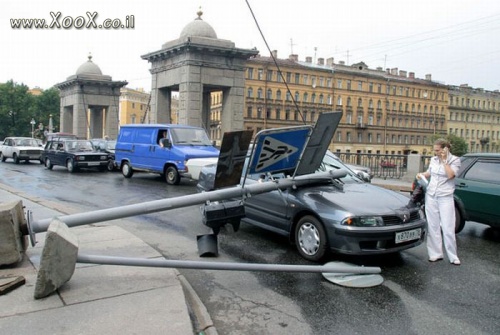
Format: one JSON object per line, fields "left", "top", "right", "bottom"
{"left": 426, "top": 155, "right": 461, "bottom": 197}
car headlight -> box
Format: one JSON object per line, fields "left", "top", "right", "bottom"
{"left": 20, "top": 150, "right": 27, "bottom": 154}
{"left": 101, "top": 155, "right": 107, "bottom": 160}
{"left": 341, "top": 216, "right": 384, "bottom": 227}
{"left": 76, "top": 156, "right": 85, "bottom": 161}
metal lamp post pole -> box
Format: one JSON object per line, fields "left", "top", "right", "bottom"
{"left": 30, "top": 118, "right": 36, "bottom": 138}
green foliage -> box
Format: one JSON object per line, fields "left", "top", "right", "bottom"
{"left": 430, "top": 133, "right": 468, "bottom": 157}
{"left": 0, "top": 80, "right": 60, "bottom": 140}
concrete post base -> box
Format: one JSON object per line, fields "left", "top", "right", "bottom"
{"left": 34, "top": 219, "right": 79, "bottom": 299}
{"left": 0, "top": 200, "right": 27, "bottom": 266}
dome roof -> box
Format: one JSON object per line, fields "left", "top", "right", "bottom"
{"left": 76, "top": 54, "right": 103, "bottom": 75}
{"left": 179, "top": 9, "right": 217, "bottom": 39}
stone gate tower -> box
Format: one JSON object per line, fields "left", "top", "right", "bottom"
{"left": 55, "top": 55, "right": 127, "bottom": 139}
{"left": 141, "top": 9, "right": 258, "bottom": 135}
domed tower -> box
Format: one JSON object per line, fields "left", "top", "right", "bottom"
{"left": 55, "top": 54, "right": 127, "bottom": 139}
{"left": 142, "top": 9, "right": 258, "bottom": 134}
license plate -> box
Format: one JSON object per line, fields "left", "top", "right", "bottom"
{"left": 87, "top": 162, "right": 100, "bottom": 166}
{"left": 395, "top": 228, "right": 422, "bottom": 244}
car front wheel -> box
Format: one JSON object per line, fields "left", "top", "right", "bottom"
{"left": 122, "top": 162, "right": 133, "bottom": 178}
{"left": 0, "top": 153, "right": 6, "bottom": 162}
{"left": 165, "top": 166, "right": 180, "bottom": 185}
{"left": 294, "top": 215, "right": 328, "bottom": 262}
{"left": 13, "top": 153, "right": 20, "bottom": 164}
{"left": 45, "top": 158, "right": 53, "bottom": 170}
{"left": 107, "top": 159, "right": 115, "bottom": 171}
{"left": 67, "top": 159, "right": 76, "bottom": 173}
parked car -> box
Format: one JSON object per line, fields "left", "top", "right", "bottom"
{"left": 41, "top": 139, "right": 109, "bottom": 172}
{"left": 454, "top": 153, "right": 500, "bottom": 230}
{"left": 114, "top": 124, "right": 220, "bottom": 185}
{"left": 91, "top": 138, "right": 117, "bottom": 171}
{"left": 326, "top": 151, "right": 373, "bottom": 182}
{"left": 0, "top": 137, "right": 44, "bottom": 164}
{"left": 197, "top": 151, "right": 426, "bottom": 261}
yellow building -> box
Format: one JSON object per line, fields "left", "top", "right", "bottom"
{"left": 119, "top": 88, "right": 180, "bottom": 126}
{"left": 448, "top": 84, "right": 500, "bottom": 153}
{"left": 227, "top": 52, "right": 448, "bottom": 155}
{"left": 119, "top": 87, "right": 150, "bottom": 125}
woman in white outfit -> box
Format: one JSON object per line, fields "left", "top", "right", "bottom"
{"left": 417, "top": 139, "right": 461, "bottom": 265}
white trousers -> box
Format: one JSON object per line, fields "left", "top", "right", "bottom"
{"left": 425, "top": 193, "right": 459, "bottom": 261}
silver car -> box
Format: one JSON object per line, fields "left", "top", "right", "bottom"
{"left": 197, "top": 152, "right": 426, "bottom": 261}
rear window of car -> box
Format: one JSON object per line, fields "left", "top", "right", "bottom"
{"left": 463, "top": 160, "right": 500, "bottom": 184}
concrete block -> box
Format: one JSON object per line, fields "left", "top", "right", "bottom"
{"left": 0, "top": 200, "right": 27, "bottom": 266}
{"left": 34, "top": 219, "right": 79, "bottom": 299}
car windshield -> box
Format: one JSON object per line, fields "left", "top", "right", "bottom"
{"left": 244, "top": 150, "right": 361, "bottom": 183}
{"left": 106, "top": 140, "right": 116, "bottom": 150}
{"left": 170, "top": 128, "right": 212, "bottom": 146}
{"left": 66, "top": 140, "right": 94, "bottom": 151}
{"left": 15, "top": 138, "right": 39, "bottom": 147}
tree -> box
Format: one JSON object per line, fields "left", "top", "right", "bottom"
{"left": 0, "top": 81, "right": 60, "bottom": 140}
{"left": 0, "top": 80, "right": 34, "bottom": 139}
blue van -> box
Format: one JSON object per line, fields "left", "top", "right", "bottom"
{"left": 114, "top": 124, "right": 219, "bottom": 184}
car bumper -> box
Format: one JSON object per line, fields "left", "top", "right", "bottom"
{"left": 18, "top": 154, "right": 42, "bottom": 160}
{"left": 76, "top": 161, "right": 108, "bottom": 168}
{"left": 328, "top": 220, "right": 426, "bottom": 255}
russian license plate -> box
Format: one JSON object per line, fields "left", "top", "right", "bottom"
{"left": 395, "top": 228, "right": 422, "bottom": 244}
{"left": 87, "top": 162, "right": 100, "bottom": 166}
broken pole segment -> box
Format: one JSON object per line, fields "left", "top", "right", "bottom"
{"left": 76, "top": 254, "right": 381, "bottom": 275}
{"left": 29, "top": 170, "right": 347, "bottom": 235}
{"left": 0, "top": 200, "right": 27, "bottom": 266}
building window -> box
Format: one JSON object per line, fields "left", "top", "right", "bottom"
{"left": 286, "top": 72, "right": 292, "bottom": 83}
{"left": 286, "top": 91, "right": 291, "bottom": 101}
{"left": 319, "top": 94, "right": 324, "bottom": 104}
{"left": 257, "top": 107, "right": 262, "bottom": 118}
{"left": 295, "top": 91, "right": 300, "bottom": 102}
{"left": 132, "top": 103, "right": 135, "bottom": 108}
{"left": 247, "top": 107, "right": 252, "bottom": 118}
{"left": 337, "top": 79, "right": 342, "bottom": 89}
{"left": 358, "top": 81, "right": 363, "bottom": 91}
{"left": 319, "top": 77, "right": 324, "bottom": 87}
{"left": 276, "top": 90, "right": 282, "bottom": 100}
{"left": 368, "top": 114, "right": 374, "bottom": 125}
{"left": 346, "top": 112, "right": 352, "bottom": 124}
{"left": 311, "top": 76, "right": 317, "bottom": 87}
{"left": 303, "top": 92, "right": 308, "bottom": 102}
{"left": 266, "top": 108, "right": 271, "bottom": 119}
{"left": 337, "top": 96, "right": 342, "bottom": 105}
{"left": 267, "top": 89, "right": 272, "bottom": 100}
{"left": 377, "top": 133, "right": 381, "bottom": 143}
{"left": 328, "top": 95, "right": 332, "bottom": 105}
{"left": 285, "top": 109, "right": 290, "bottom": 120}
{"left": 247, "top": 68, "right": 253, "bottom": 79}
{"left": 311, "top": 93, "right": 316, "bottom": 103}
{"left": 303, "top": 74, "right": 309, "bottom": 85}
{"left": 295, "top": 73, "right": 300, "bottom": 84}
{"left": 358, "top": 133, "right": 363, "bottom": 142}
{"left": 347, "top": 80, "right": 351, "bottom": 90}
{"left": 276, "top": 108, "right": 281, "bottom": 120}
{"left": 368, "top": 133, "right": 373, "bottom": 143}
{"left": 277, "top": 71, "right": 282, "bottom": 82}
{"left": 258, "top": 69, "right": 263, "bottom": 80}
{"left": 257, "top": 88, "right": 263, "bottom": 99}
{"left": 327, "top": 78, "right": 332, "bottom": 87}
{"left": 247, "top": 87, "right": 253, "bottom": 97}
{"left": 337, "top": 131, "right": 342, "bottom": 141}
{"left": 347, "top": 132, "right": 351, "bottom": 142}
{"left": 266, "top": 70, "right": 273, "bottom": 81}
{"left": 377, "top": 84, "right": 382, "bottom": 93}
{"left": 358, "top": 98, "right": 363, "bottom": 107}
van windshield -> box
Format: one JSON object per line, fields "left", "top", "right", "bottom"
{"left": 170, "top": 128, "right": 212, "bottom": 146}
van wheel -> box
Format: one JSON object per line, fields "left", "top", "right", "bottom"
{"left": 122, "top": 162, "right": 133, "bottom": 178}
{"left": 165, "top": 166, "right": 180, "bottom": 185}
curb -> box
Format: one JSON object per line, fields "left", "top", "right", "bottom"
{"left": 177, "top": 271, "right": 218, "bottom": 335}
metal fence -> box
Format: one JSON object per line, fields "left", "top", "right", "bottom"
{"left": 336, "top": 153, "right": 433, "bottom": 179}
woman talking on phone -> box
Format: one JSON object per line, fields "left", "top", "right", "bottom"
{"left": 417, "top": 139, "right": 462, "bottom": 265}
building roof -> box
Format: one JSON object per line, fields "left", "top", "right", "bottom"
{"left": 76, "top": 55, "right": 103, "bottom": 76}
{"left": 179, "top": 9, "right": 217, "bottom": 39}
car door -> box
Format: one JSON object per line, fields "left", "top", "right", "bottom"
{"left": 242, "top": 172, "right": 292, "bottom": 235}
{"left": 455, "top": 157, "right": 500, "bottom": 226}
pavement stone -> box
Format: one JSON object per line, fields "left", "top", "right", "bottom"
{"left": 0, "top": 186, "right": 196, "bottom": 335}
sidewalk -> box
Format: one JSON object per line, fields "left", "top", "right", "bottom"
{"left": 0, "top": 185, "right": 214, "bottom": 335}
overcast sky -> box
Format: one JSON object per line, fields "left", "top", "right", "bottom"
{"left": 3, "top": 0, "right": 500, "bottom": 92}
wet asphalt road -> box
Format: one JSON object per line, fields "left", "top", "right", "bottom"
{"left": 1, "top": 161, "right": 499, "bottom": 335}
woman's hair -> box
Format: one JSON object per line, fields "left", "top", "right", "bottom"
{"left": 434, "top": 138, "right": 451, "bottom": 149}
